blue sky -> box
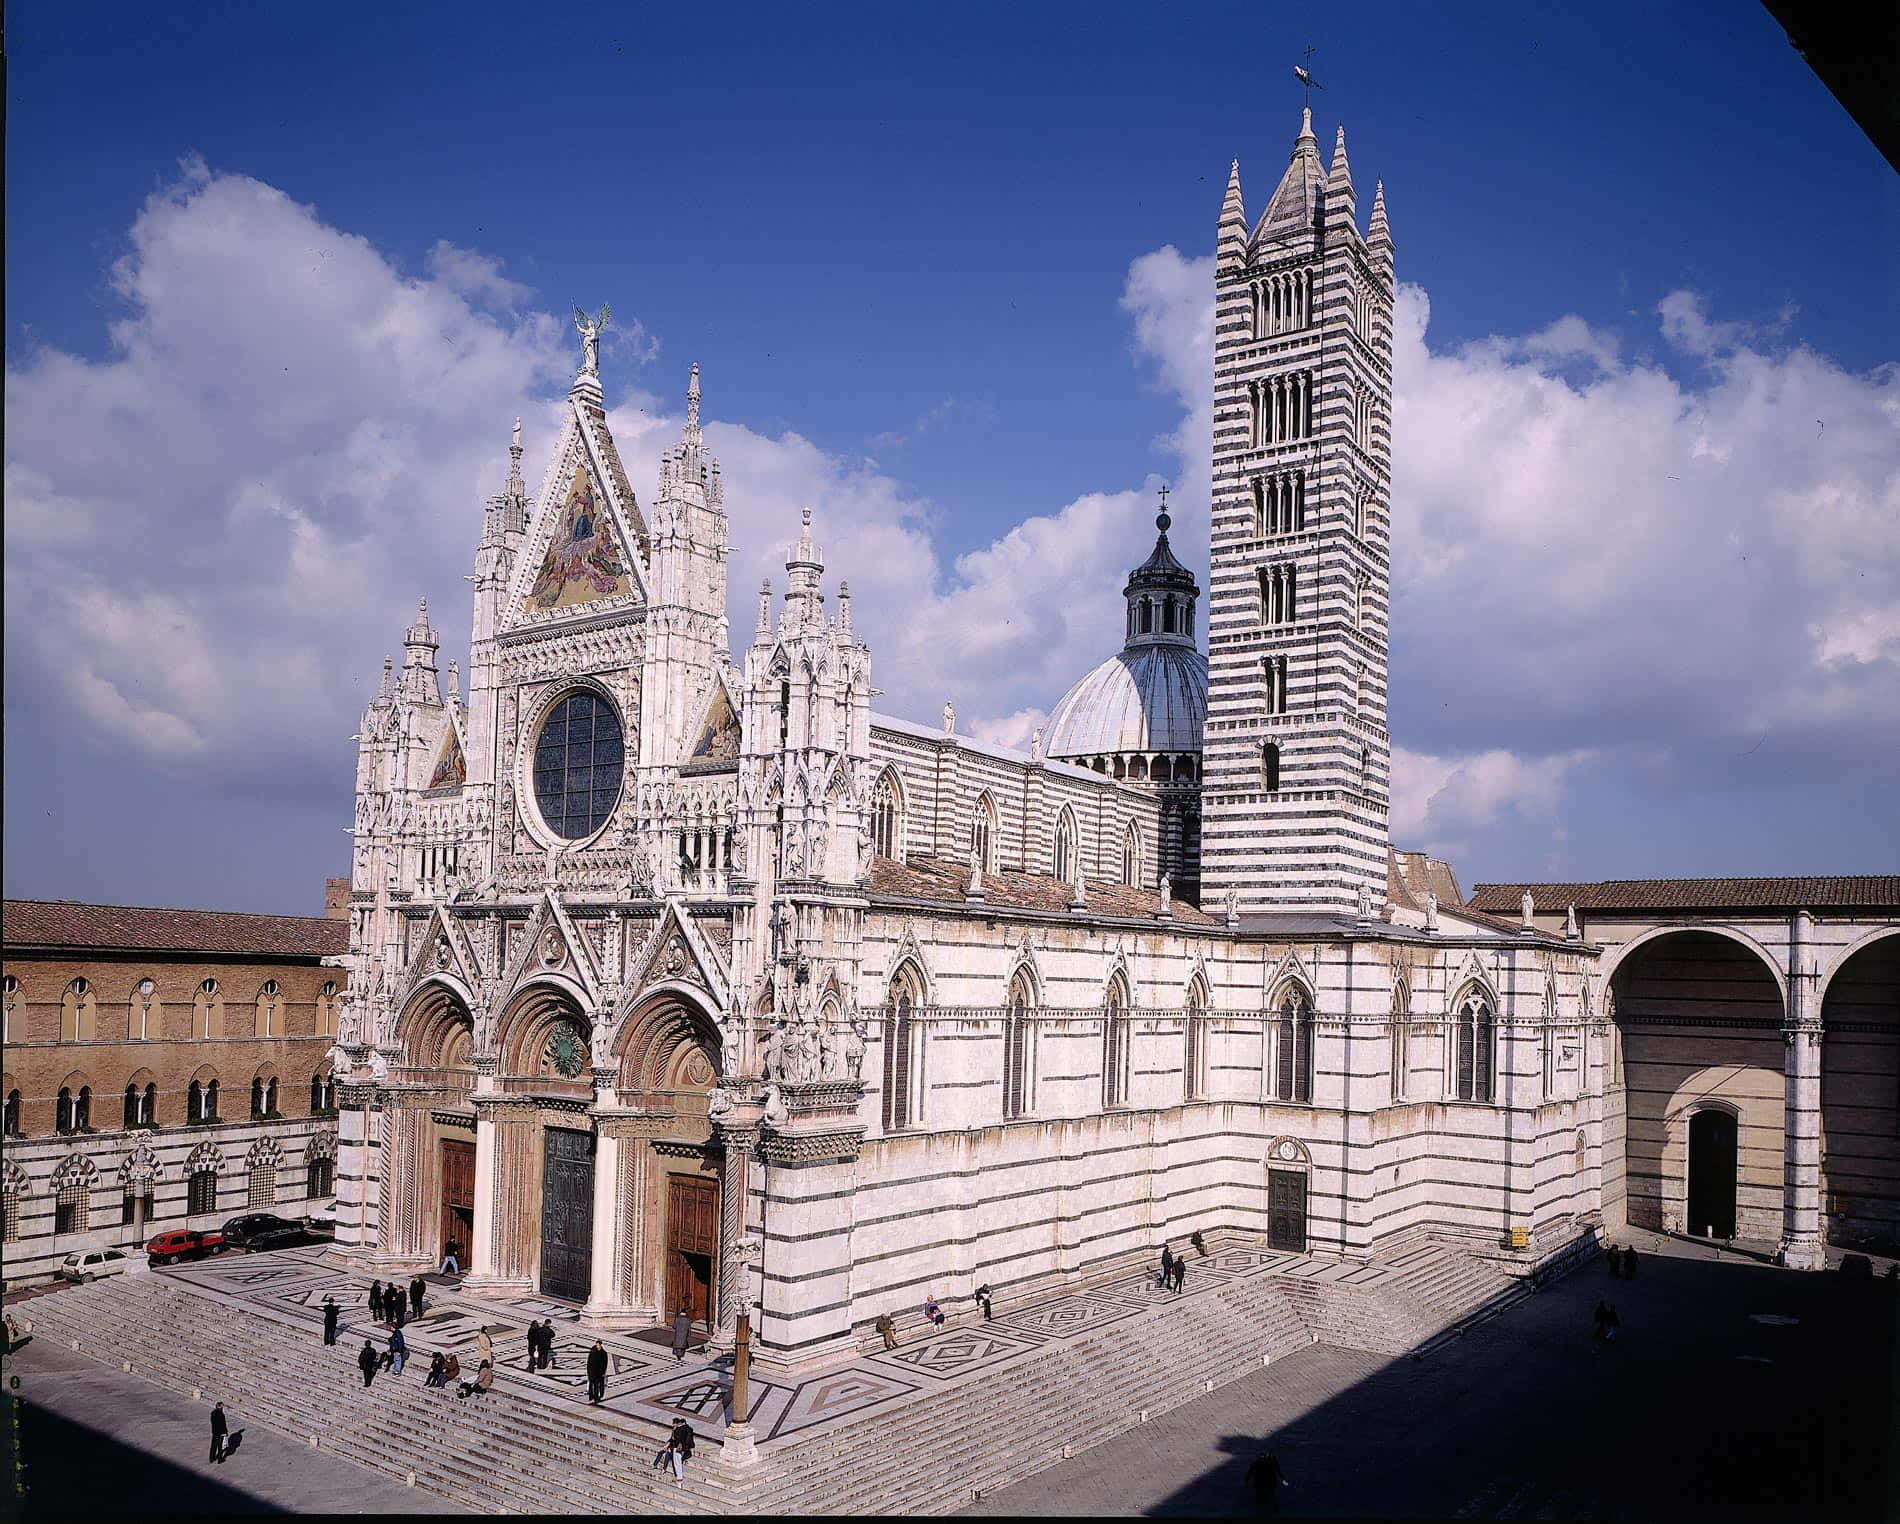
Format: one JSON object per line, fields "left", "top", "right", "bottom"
{"left": 6, "top": 0, "right": 1897, "bottom": 913}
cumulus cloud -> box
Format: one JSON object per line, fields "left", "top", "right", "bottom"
{"left": 6, "top": 161, "right": 1893, "bottom": 902}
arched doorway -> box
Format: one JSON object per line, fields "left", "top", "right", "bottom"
{"left": 496, "top": 980, "right": 599, "bottom": 1303}
{"left": 1686, "top": 1108, "right": 1739, "bottom": 1239}
{"left": 1609, "top": 930, "right": 1785, "bottom": 1238}
{"left": 617, "top": 989, "right": 725, "bottom": 1332}
{"left": 1820, "top": 931, "right": 1900, "bottom": 1251}
{"left": 391, "top": 979, "right": 478, "bottom": 1269}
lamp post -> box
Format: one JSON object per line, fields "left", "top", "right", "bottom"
{"left": 722, "top": 1235, "right": 761, "bottom": 1467}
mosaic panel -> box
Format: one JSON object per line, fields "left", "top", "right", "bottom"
{"left": 995, "top": 1294, "right": 1135, "bottom": 1344}
{"left": 874, "top": 1326, "right": 1035, "bottom": 1380}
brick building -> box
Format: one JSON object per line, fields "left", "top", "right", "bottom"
{"left": 1, "top": 900, "right": 347, "bottom": 1282}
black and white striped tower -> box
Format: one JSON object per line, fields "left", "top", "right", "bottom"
{"left": 1201, "top": 106, "right": 1396, "bottom": 917}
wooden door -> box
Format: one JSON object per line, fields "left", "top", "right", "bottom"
{"left": 440, "top": 1139, "right": 475, "bottom": 1264}
{"left": 538, "top": 1128, "right": 595, "bottom": 1303}
{"left": 665, "top": 1175, "right": 719, "bottom": 1328}
{"left": 1267, "top": 1168, "right": 1308, "bottom": 1252}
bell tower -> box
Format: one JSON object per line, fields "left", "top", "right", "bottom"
{"left": 1200, "top": 109, "right": 1396, "bottom": 917}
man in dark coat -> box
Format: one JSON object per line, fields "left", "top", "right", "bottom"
{"left": 541, "top": 1322, "right": 557, "bottom": 1370}
{"left": 529, "top": 1319, "right": 546, "bottom": 1369}
{"left": 671, "top": 1309, "right": 692, "bottom": 1361}
{"left": 586, "top": 1339, "right": 608, "bottom": 1404}
{"left": 368, "top": 1280, "right": 384, "bottom": 1321}
{"left": 208, "top": 1401, "right": 228, "bottom": 1464}
{"left": 1159, "top": 1243, "right": 1175, "bottom": 1288}
{"left": 409, "top": 1276, "right": 425, "bottom": 1320}
{"left": 1171, "top": 1257, "right": 1187, "bottom": 1293}
{"left": 358, "top": 1340, "right": 378, "bottom": 1387}
{"left": 666, "top": 1419, "right": 695, "bottom": 1482}
{"left": 322, "top": 1296, "right": 340, "bottom": 1346}
{"left": 975, "top": 1283, "right": 993, "bottom": 1321}
{"left": 1622, "top": 1246, "right": 1639, "bottom": 1280}
{"left": 1245, "top": 1449, "right": 1284, "bottom": 1515}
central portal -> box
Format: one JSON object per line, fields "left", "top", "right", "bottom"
{"left": 1686, "top": 1108, "right": 1738, "bottom": 1239}
{"left": 666, "top": 1174, "right": 718, "bottom": 1328}
{"left": 539, "top": 1127, "right": 595, "bottom": 1303}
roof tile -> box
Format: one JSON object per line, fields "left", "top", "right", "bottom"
{"left": 3, "top": 900, "right": 349, "bottom": 958}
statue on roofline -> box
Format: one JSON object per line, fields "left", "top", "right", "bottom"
{"left": 574, "top": 303, "right": 612, "bottom": 376}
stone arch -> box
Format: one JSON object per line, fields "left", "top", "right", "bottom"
{"left": 4, "top": 1158, "right": 31, "bottom": 1196}
{"left": 496, "top": 976, "right": 593, "bottom": 1079}
{"left": 119, "top": 1142, "right": 163, "bottom": 1188}
{"left": 616, "top": 986, "right": 723, "bottom": 1094}
{"left": 246, "top": 1136, "right": 285, "bottom": 1169}
{"left": 1819, "top": 925, "right": 1900, "bottom": 1001}
{"left": 50, "top": 1153, "right": 99, "bottom": 1193}
{"left": 1599, "top": 922, "right": 1789, "bottom": 1008}
{"left": 395, "top": 978, "right": 478, "bottom": 1070}
{"left": 1817, "top": 926, "right": 1900, "bottom": 1250}
{"left": 186, "top": 1140, "right": 225, "bottom": 1173}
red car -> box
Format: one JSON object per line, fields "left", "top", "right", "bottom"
{"left": 145, "top": 1228, "right": 225, "bottom": 1266}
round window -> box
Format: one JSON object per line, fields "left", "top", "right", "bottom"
{"left": 532, "top": 691, "right": 624, "bottom": 840}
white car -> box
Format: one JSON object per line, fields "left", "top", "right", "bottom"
{"left": 304, "top": 1198, "right": 338, "bottom": 1233}
{"left": 56, "top": 1248, "right": 136, "bottom": 1283}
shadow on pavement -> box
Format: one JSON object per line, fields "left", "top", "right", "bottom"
{"left": 17, "top": 1399, "right": 285, "bottom": 1515}
{"left": 1141, "top": 1245, "right": 1896, "bottom": 1520}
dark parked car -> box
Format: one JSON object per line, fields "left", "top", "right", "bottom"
{"left": 221, "top": 1212, "right": 301, "bottom": 1250}
{"left": 246, "top": 1224, "right": 313, "bottom": 1252}
{"left": 145, "top": 1228, "right": 224, "bottom": 1266}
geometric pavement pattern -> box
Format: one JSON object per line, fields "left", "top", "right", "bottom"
{"left": 141, "top": 1235, "right": 1427, "bottom": 1449}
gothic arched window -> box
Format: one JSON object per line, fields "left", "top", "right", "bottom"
{"left": 1542, "top": 986, "right": 1558, "bottom": 1099}
{"left": 60, "top": 979, "right": 96, "bottom": 1043}
{"left": 882, "top": 966, "right": 925, "bottom": 1133}
{"left": 1261, "top": 742, "right": 1281, "bottom": 794}
{"left": 1273, "top": 987, "right": 1314, "bottom": 1104}
{"left": 317, "top": 981, "right": 338, "bottom": 1038}
{"left": 1390, "top": 979, "right": 1410, "bottom": 1102}
{"left": 1102, "top": 972, "right": 1131, "bottom": 1109}
{"left": 123, "top": 1084, "right": 140, "bottom": 1129}
{"left": 1003, "top": 971, "right": 1035, "bottom": 1122}
{"left": 871, "top": 770, "right": 901, "bottom": 861}
{"left": 256, "top": 979, "right": 280, "bottom": 1038}
{"left": 1121, "top": 822, "right": 1141, "bottom": 888}
{"left": 193, "top": 980, "right": 222, "bottom": 1040}
{"left": 130, "top": 978, "right": 158, "bottom": 1041}
{"left": 1454, "top": 989, "right": 1496, "bottom": 1104}
{"left": 1053, "top": 810, "right": 1077, "bottom": 885}
{"left": 971, "top": 794, "right": 996, "bottom": 874}
{"left": 1184, "top": 977, "right": 1209, "bottom": 1101}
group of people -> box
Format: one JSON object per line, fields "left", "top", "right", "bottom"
{"left": 365, "top": 1276, "right": 427, "bottom": 1326}
{"left": 1604, "top": 1244, "right": 1639, "bottom": 1279}
{"left": 651, "top": 1417, "right": 697, "bottom": 1483}
{"left": 1592, "top": 1299, "right": 1623, "bottom": 1342}
{"left": 1157, "top": 1243, "right": 1189, "bottom": 1293}
{"left": 525, "top": 1318, "right": 559, "bottom": 1370}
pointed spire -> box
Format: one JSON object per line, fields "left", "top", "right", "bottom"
{"left": 1368, "top": 178, "right": 1392, "bottom": 256}
{"left": 838, "top": 579, "right": 852, "bottom": 637}
{"left": 686, "top": 363, "right": 701, "bottom": 431}
{"left": 1326, "top": 123, "right": 1357, "bottom": 235}
{"left": 1256, "top": 107, "right": 1327, "bottom": 244}
{"left": 379, "top": 656, "right": 392, "bottom": 699}
{"left": 1218, "top": 158, "right": 1248, "bottom": 275}
{"left": 1296, "top": 105, "right": 1317, "bottom": 151}
{"left": 755, "top": 577, "right": 773, "bottom": 644}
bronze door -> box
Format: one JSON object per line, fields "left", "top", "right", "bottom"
{"left": 539, "top": 1128, "right": 595, "bottom": 1303}
{"left": 665, "top": 1175, "right": 718, "bottom": 1328}
{"left": 1267, "top": 1168, "right": 1308, "bottom": 1252}
{"left": 440, "top": 1139, "right": 475, "bottom": 1264}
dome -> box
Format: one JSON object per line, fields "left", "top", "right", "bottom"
{"left": 1045, "top": 643, "right": 1207, "bottom": 759}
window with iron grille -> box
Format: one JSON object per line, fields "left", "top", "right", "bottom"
{"left": 55, "top": 1182, "right": 89, "bottom": 1235}
{"left": 248, "top": 1167, "right": 276, "bottom": 1207}
{"left": 188, "top": 1168, "right": 218, "bottom": 1215}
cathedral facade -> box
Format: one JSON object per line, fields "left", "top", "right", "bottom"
{"left": 329, "top": 110, "right": 1644, "bottom": 1372}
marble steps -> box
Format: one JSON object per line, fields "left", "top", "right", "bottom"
{"left": 750, "top": 1276, "right": 1309, "bottom": 1514}
{"left": 23, "top": 1278, "right": 730, "bottom": 1515}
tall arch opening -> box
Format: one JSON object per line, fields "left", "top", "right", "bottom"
{"left": 1820, "top": 931, "right": 1900, "bottom": 1251}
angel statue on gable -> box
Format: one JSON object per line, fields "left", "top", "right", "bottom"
{"left": 574, "top": 303, "right": 612, "bottom": 376}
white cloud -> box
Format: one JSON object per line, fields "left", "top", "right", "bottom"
{"left": 1389, "top": 744, "right": 1594, "bottom": 862}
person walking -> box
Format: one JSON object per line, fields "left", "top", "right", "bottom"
{"left": 358, "top": 1340, "right": 379, "bottom": 1388}
{"left": 875, "top": 1312, "right": 898, "bottom": 1350}
{"left": 1244, "top": 1448, "right": 1285, "bottom": 1515}
{"left": 477, "top": 1326, "right": 493, "bottom": 1367}
{"left": 1604, "top": 1242, "right": 1620, "bottom": 1276}
{"left": 208, "top": 1401, "right": 228, "bottom": 1465}
{"left": 1593, "top": 1300, "right": 1610, "bottom": 1340}
{"left": 524, "top": 1320, "right": 541, "bottom": 1369}
{"left": 409, "top": 1276, "right": 425, "bottom": 1320}
{"left": 671, "top": 1308, "right": 692, "bottom": 1361}
{"left": 1159, "top": 1243, "right": 1175, "bottom": 1289}
{"left": 1604, "top": 1304, "right": 1620, "bottom": 1342}
{"left": 975, "top": 1283, "right": 994, "bottom": 1321}
{"left": 388, "top": 1325, "right": 407, "bottom": 1376}
{"left": 440, "top": 1240, "right": 461, "bottom": 1275}
{"left": 1622, "top": 1246, "right": 1639, "bottom": 1280}
{"left": 541, "top": 1322, "right": 557, "bottom": 1371}
{"left": 586, "top": 1339, "right": 608, "bottom": 1404}
{"left": 1171, "top": 1257, "right": 1187, "bottom": 1293}
{"left": 322, "top": 1296, "right": 340, "bottom": 1346}
{"left": 368, "top": 1280, "right": 384, "bottom": 1322}
{"left": 667, "top": 1419, "right": 695, "bottom": 1483}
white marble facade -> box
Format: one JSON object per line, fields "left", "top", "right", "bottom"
{"left": 331, "top": 112, "right": 1638, "bottom": 1372}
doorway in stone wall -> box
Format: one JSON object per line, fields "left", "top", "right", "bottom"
{"left": 665, "top": 1174, "right": 718, "bottom": 1329}
{"left": 1687, "top": 1108, "right": 1738, "bottom": 1239}
{"left": 439, "top": 1138, "right": 475, "bottom": 1267}
{"left": 1268, "top": 1168, "right": 1308, "bottom": 1252}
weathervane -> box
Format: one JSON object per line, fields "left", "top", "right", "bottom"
{"left": 1294, "top": 46, "right": 1323, "bottom": 108}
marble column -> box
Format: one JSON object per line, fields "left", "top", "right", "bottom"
{"left": 1780, "top": 911, "right": 1826, "bottom": 1270}
{"left": 705, "top": 1124, "right": 757, "bottom": 1353}
{"left": 582, "top": 1123, "right": 622, "bottom": 1319}
{"left": 469, "top": 1103, "right": 499, "bottom": 1281}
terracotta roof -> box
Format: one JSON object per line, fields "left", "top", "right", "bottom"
{"left": 868, "top": 856, "right": 1218, "bottom": 925}
{"left": 3, "top": 900, "right": 349, "bottom": 958}
{"left": 1467, "top": 878, "right": 1900, "bottom": 914}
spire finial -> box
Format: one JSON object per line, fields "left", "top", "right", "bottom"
{"left": 511, "top": 417, "right": 522, "bottom": 455}
{"left": 1294, "top": 47, "right": 1323, "bottom": 109}
{"left": 687, "top": 363, "right": 701, "bottom": 429}
{"left": 1155, "top": 483, "right": 1172, "bottom": 535}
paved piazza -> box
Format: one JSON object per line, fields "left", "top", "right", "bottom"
{"left": 964, "top": 1231, "right": 1897, "bottom": 1521}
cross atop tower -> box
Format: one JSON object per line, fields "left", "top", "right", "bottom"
{"left": 1294, "top": 47, "right": 1324, "bottom": 108}
{"left": 1156, "top": 483, "right": 1171, "bottom": 532}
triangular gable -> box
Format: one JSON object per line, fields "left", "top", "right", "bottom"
{"left": 1263, "top": 948, "right": 1315, "bottom": 1005}
{"left": 624, "top": 898, "right": 731, "bottom": 1012}
{"left": 427, "top": 716, "right": 467, "bottom": 791}
{"left": 688, "top": 674, "right": 743, "bottom": 762}
{"left": 497, "top": 890, "right": 603, "bottom": 1010}
{"left": 503, "top": 398, "right": 650, "bottom": 628}
{"left": 394, "top": 904, "right": 482, "bottom": 1013}
{"left": 525, "top": 465, "right": 637, "bottom": 614}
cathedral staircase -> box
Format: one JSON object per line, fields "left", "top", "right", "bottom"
{"left": 17, "top": 1229, "right": 1578, "bottom": 1515}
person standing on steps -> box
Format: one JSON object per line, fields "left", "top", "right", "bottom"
{"left": 667, "top": 1418, "right": 695, "bottom": 1483}
{"left": 358, "top": 1339, "right": 379, "bottom": 1388}
{"left": 1244, "top": 1448, "right": 1285, "bottom": 1515}
{"left": 1170, "top": 1256, "right": 1187, "bottom": 1293}
{"left": 671, "top": 1308, "right": 692, "bottom": 1361}
{"left": 322, "top": 1296, "right": 339, "bottom": 1346}
{"left": 368, "top": 1280, "right": 384, "bottom": 1322}
{"left": 875, "top": 1312, "right": 898, "bottom": 1349}
{"left": 208, "top": 1401, "right": 228, "bottom": 1464}
{"left": 1159, "top": 1243, "right": 1175, "bottom": 1289}
{"left": 388, "top": 1324, "right": 407, "bottom": 1376}
{"left": 975, "top": 1283, "right": 993, "bottom": 1321}
{"left": 586, "top": 1339, "right": 608, "bottom": 1403}
{"left": 409, "top": 1276, "right": 425, "bottom": 1320}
